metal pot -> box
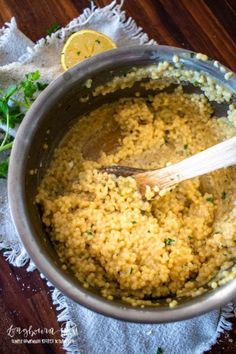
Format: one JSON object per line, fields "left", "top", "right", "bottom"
{"left": 8, "top": 45, "right": 236, "bottom": 323}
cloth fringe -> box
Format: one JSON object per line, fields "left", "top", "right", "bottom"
{"left": 18, "top": 0, "right": 155, "bottom": 64}
{"left": 0, "top": 236, "right": 35, "bottom": 270}
{"left": 0, "top": 18, "right": 17, "bottom": 48}
{"left": 0, "top": 235, "right": 78, "bottom": 352}
{"left": 47, "top": 279, "right": 79, "bottom": 352}
{"left": 198, "top": 303, "right": 234, "bottom": 353}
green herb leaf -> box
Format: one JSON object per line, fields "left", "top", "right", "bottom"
{"left": 206, "top": 197, "right": 214, "bottom": 203}
{"left": 183, "top": 144, "right": 188, "bottom": 149}
{"left": 221, "top": 191, "right": 227, "bottom": 200}
{"left": 47, "top": 23, "right": 61, "bottom": 36}
{"left": 0, "top": 100, "right": 9, "bottom": 117}
{"left": 77, "top": 51, "right": 81, "bottom": 56}
{"left": 193, "top": 81, "right": 201, "bottom": 87}
{"left": 95, "top": 39, "right": 101, "bottom": 44}
{"left": 129, "top": 267, "right": 133, "bottom": 274}
{"left": 131, "top": 221, "right": 137, "bottom": 224}
{"left": 1, "top": 247, "right": 11, "bottom": 252}
{"left": 8, "top": 113, "right": 23, "bottom": 128}
{"left": 164, "top": 238, "right": 175, "bottom": 245}
{"left": 4, "top": 85, "right": 17, "bottom": 99}
{"left": 188, "top": 236, "right": 193, "bottom": 240}
{"left": 26, "top": 70, "right": 40, "bottom": 81}
{"left": 157, "top": 347, "right": 163, "bottom": 354}
{"left": 0, "top": 71, "right": 47, "bottom": 155}
{"left": 22, "top": 82, "right": 37, "bottom": 98}
{"left": 189, "top": 276, "right": 197, "bottom": 282}
{"left": 0, "top": 158, "right": 9, "bottom": 178}
{"left": 36, "top": 82, "right": 48, "bottom": 91}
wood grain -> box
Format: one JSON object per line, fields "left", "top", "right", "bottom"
{"left": 0, "top": 253, "right": 64, "bottom": 354}
{"left": 0, "top": 1, "right": 235, "bottom": 353}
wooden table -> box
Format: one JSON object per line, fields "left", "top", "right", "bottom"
{"left": 0, "top": 1, "right": 235, "bottom": 353}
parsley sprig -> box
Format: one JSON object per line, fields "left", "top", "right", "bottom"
{"left": 0, "top": 70, "right": 47, "bottom": 177}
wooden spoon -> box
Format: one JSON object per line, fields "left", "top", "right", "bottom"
{"left": 100, "top": 137, "right": 236, "bottom": 195}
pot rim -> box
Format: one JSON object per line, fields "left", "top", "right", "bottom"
{"left": 8, "top": 44, "right": 236, "bottom": 323}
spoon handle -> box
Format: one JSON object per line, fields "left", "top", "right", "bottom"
{"left": 137, "top": 137, "right": 236, "bottom": 191}
{"left": 171, "top": 136, "right": 236, "bottom": 181}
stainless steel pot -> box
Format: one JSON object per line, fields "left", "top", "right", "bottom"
{"left": 8, "top": 45, "right": 236, "bottom": 323}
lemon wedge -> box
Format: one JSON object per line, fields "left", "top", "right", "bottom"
{"left": 61, "top": 29, "right": 117, "bottom": 70}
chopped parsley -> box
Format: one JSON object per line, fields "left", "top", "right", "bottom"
{"left": 157, "top": 347, "right": 163, "bottom": 354}
{"left": 164, "top": 238, "right": 175, "bottom": 246}
{"left": 95, "top": 39, "right": 101, "bottom": 44}
{"left": 189, "top": 276, "right": 197, "bottom": 282}
{"left": 77, "top": 51, "right": 81, "bottom": 56}
{"left": 131, "top": 221, "right": 137, "bottom": 224}
{"left": 129, "top": 267, "right": 133, "bottom": 274}
{"left": 221, "top": 191, "right": 227, "bottom": 200}
{"left": 85, "top": 230, "right": 93, "bottom": 236}
{"left": 188, "top": 236, "right": 193, "bottom": 240}
{"left": 183, "top": 144, "right": 188, "bottom": 149}
{"left": 193, "top": 81, "right": 201, "bottom": 87}
{"left": 206, "top": 197, "right": 214, "bottom": 203}
{"left": 47, "top": 23, "right": 61, "bottom": 36}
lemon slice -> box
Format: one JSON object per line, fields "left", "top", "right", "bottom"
{"left": 61, "top": 29, "right": 117, "bottom": 70}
